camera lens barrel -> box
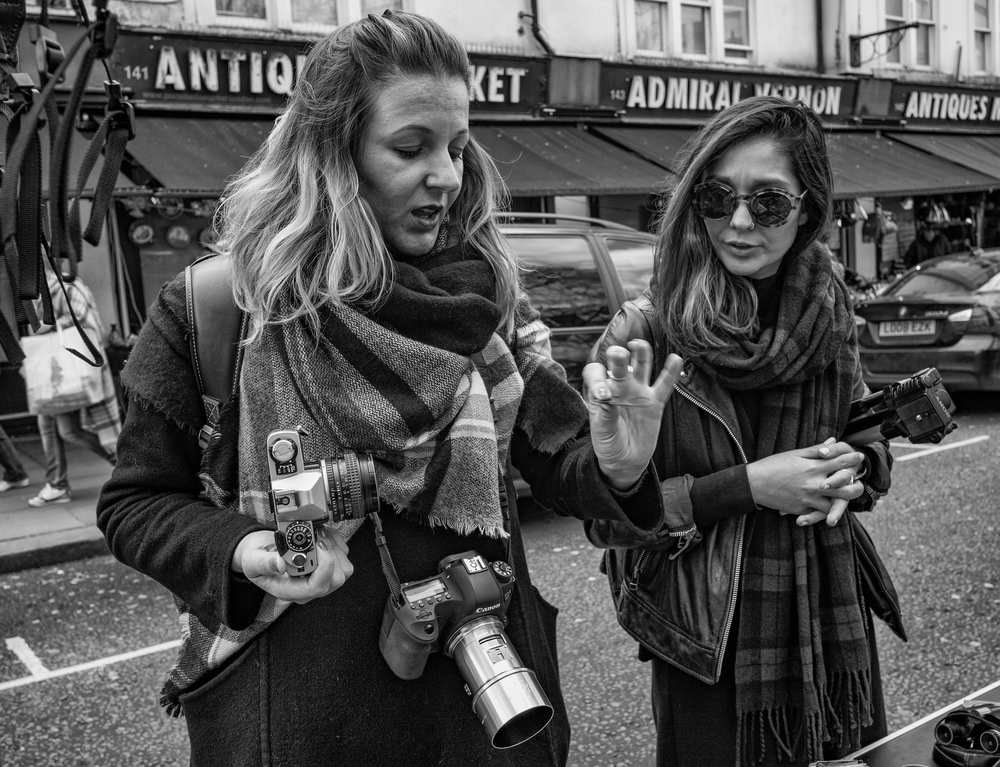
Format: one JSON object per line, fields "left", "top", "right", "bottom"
{"left": 322, "top": 452, "right": 379, "bottom": 521}
{"left": 447, "top": 616, "right": 553, "bottom": 749}
{"left": 982, "top": 729, "right": 1000, "bottom": 753}
{"left": 936, "top": 719, "right": 972, "bottom": 745}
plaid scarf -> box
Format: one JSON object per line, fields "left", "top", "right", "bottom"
{"left": 695, "top": 244, "right": 871, "bottom": 766}
{"left": 160, "top": 236, "right": 588, "bottom": 714}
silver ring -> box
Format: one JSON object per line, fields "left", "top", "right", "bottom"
{"left": 848, "top": 474, "right": 858, "bottom": 485}
{"left": 607, "top": 365, "right": 634, "bottom": 381}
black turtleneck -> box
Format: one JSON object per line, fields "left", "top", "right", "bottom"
{"left": 688, "top": 270, "right": 783, "bottom": 528}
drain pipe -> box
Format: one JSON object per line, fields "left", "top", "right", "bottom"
{"left": 519, "top": 0, "right": 555, "bottom": 56}
{"left": 815, "top": 0, "right": 825, "bottom": 73}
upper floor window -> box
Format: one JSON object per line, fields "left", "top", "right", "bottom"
{"left": 723, "top": 0, "right": 751, "bottom": 58}
{"left": 884, "top": 0, "right": 936, "bottom": 68}
{"left": 205, "top": 0, "right": 401, "bottom": 33}
{"left": 974, "top": 0, "right": 992, "bottom": 73}
{"left": 632, "top": 0, "right": 752, "bottom": 61}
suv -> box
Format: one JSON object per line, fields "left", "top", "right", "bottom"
{"left": 499, "top": 212, "right": 657, "bottom": 388}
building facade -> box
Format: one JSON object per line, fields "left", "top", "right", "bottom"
{"left": 4, "top": 0, "right": 1000, "bottom": 420}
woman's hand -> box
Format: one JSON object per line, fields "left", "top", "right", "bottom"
{"left": 582, "top": 340, "right": 684, "bottom": 491}
{"left": 747, "top": 438, "right": 866, "bottom": 527}
{"left": 232, "top": 527, "right": 354, "bottom": 604}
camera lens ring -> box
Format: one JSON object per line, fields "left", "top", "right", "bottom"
{"left": 982, "top": 728, "right": 1000, "bottom": 753}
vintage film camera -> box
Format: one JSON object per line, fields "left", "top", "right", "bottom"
{"left": 379, "top": 550, "right": 554, "bottom": 749}
{"left": 265, "top": 428, "right": 378, "bottom": 576}
{"left": 842, "top": 367, "right": 957, "bottom": 447}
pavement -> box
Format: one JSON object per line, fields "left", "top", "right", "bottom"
{"left": 0, "top": 432, "right": 114, "bottom": 574}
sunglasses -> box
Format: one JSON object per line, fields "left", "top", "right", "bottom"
{"left": 693, "top": 182, "right": 807, "bottom": 227}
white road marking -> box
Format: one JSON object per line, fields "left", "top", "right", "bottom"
{"left": 0, "top": 638, "right": 181, "bottom": 692}
{"left": 5, "top": 636, "right": 48, "bottom": 676}
{"left": 888, "top": 441, "right": 930, "bottom": 449}
{"left": 894, "top": 434, "right": 990, "bottom": 462}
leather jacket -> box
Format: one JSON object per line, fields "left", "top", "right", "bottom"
{"left": 584, "top": 292, "right": 887, "bottom": 685}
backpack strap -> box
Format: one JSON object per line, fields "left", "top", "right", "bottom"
{"left": 184, "top": 254, "right": 247, "bottom": 450}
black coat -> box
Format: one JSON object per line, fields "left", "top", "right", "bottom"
{"left": 98, "top": 276, "right": 665, "bottom": 767}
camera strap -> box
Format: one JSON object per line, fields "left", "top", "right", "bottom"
{"left": 369, "top": 351, "right": 514, "bottom": 604}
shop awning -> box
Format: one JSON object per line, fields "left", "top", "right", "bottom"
{"left": 826, "top": 132, "right": 998, "bottom": 198}
{"left": 585, "top": 126, "right": 999, "bottom": 199}
{"left": 589, "top": 125, "right": 694, "bottom": 174}
{"left": 885, "top": 132, "right": 1000, "bottom": 181}
{"left": 125, "top": 116, "right": 276, "bottom": 192}
{"left": 472, "top": 125, "right": 669, "bottom": 196}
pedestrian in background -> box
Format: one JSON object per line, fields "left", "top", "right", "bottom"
{"left": 0, "top": 423, "right": 30, "bottom": 492}
{"left": 98, "top": 11, "right": 680, "bottom": 767}
{"left": 28, "top": 263, "right": 119, "bottom": 507}
{"left": 586, "top": 96, "right": 894, "bottom": 767}
{"left": 902, "top": 222, "right": 951, "bottom": 269}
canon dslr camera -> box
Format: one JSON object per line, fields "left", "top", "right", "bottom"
{"left": 265, "top": 428, "right": 378, "bottom": 576}
{"left": 379, "top": 550, "right": 553, "bottom": 749}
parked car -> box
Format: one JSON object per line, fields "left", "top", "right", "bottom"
{"left": 499, "top": 212, "right": 656, "bottom": 388}
{"left": 854, "top": 249, "right": 1000, "bottom": 391}
{"left": 498, "top": 212, "right": 656, "bottom": 498}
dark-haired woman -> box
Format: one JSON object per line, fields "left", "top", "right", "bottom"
{"left": 584, "top": 96, "right": 894, "bottom": 767}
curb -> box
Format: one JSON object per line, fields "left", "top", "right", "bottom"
{"left": 0, "top": 527, "right": 110, "bottom": 575}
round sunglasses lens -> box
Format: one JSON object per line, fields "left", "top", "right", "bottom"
{"left": 696, "top": 185, "right": 734, "bottom": 219}
{"left": 750, "top": 192, "right": 793, "bottom": 227}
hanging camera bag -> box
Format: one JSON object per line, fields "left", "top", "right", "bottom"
{"left": 932, "top": 703, "right": 1000, "bottom": 767}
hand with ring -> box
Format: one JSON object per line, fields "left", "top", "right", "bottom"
{"left": 582, "top": 340, "right": 684, "bottom": 491}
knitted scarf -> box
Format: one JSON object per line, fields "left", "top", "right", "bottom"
{"left": 694, "top": 244, "right": 871, "bottom": 766}
{"left": 160, "top": 235, "right": 588, "bottom": 714}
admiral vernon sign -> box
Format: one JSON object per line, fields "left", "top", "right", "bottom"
{"left": 108, "top": 30, "right": 544, "bottom": 113}
{"left": 599, "top": 63, "right": 856, "bottom": 121}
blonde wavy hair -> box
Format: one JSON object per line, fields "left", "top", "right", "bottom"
{"left": 652, "top": 96, "right": 834, "bottom": 356}
{"left": 215, "top": 11, "right": 517, "bottom": 343}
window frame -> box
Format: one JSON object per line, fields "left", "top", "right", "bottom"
{"left": 721, "top": 0, "right": 753, "bottom": 61}
{"left": 973, "top": 0, "right": 994, "bottom": 74}
{"left": 628, "top": 0, "right": 754, "bottom": 62}
{"left": 633, "top": 0, "right": 671, "bottom": 57}
{"left": 882, "top": 0, "right": 938, "bottom": 70}
{"left": 196, "top": 0, "right": 407, "bottom": 35}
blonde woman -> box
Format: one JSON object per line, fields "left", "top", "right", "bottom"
{"left": 98, "top": 11, "right": 679, "bottom": 766}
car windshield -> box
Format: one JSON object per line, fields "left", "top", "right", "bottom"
{"left": 889, "top": 258, "right": 1000, "bottom": 297}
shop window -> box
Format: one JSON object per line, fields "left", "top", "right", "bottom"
{"left": 974, "top": 0, "right": 992, "bottom": 73}
{"left": 631, "top": 0, "right": 752, "bottom": 62}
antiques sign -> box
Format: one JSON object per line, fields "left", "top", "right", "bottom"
{"left": 109, "top": 31, "right": 543, "bottom": 113}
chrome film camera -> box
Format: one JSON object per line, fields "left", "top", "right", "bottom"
{"left": 842, "top": 367, "right": 957, "bottom": 446}
{"left": 378, "top": 550, "right": 553, "bottom": 749}
{"left": 265, "top": 428, "right": 378, "bottom": 577}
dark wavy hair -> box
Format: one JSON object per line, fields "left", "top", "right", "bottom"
{"left": 651, "top": 95, "right": 834, "bottom": 355}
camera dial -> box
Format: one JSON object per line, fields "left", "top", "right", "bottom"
{"left": 285, "top": 522, "right": 314, "bottom": 552}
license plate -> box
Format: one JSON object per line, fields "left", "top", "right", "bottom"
{"left": 879, "top": 319, "right": 936, "bottom": 337}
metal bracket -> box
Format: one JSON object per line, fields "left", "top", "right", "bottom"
{"left": 850, "top": 22, "right": 919, "bottom": 68}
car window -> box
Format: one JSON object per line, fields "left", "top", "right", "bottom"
{"left": 892, "top": 260, "right": 1000, "bottom": 296}
{"left": 604, "top": 236, "right": 655, "bottom": 300}
{"left": 506, "top": 235, "right": 611, "bottom": 328}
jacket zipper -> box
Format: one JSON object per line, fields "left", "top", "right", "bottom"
{"left": 673, "top": 383, "right": 748, "bottom": 683}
